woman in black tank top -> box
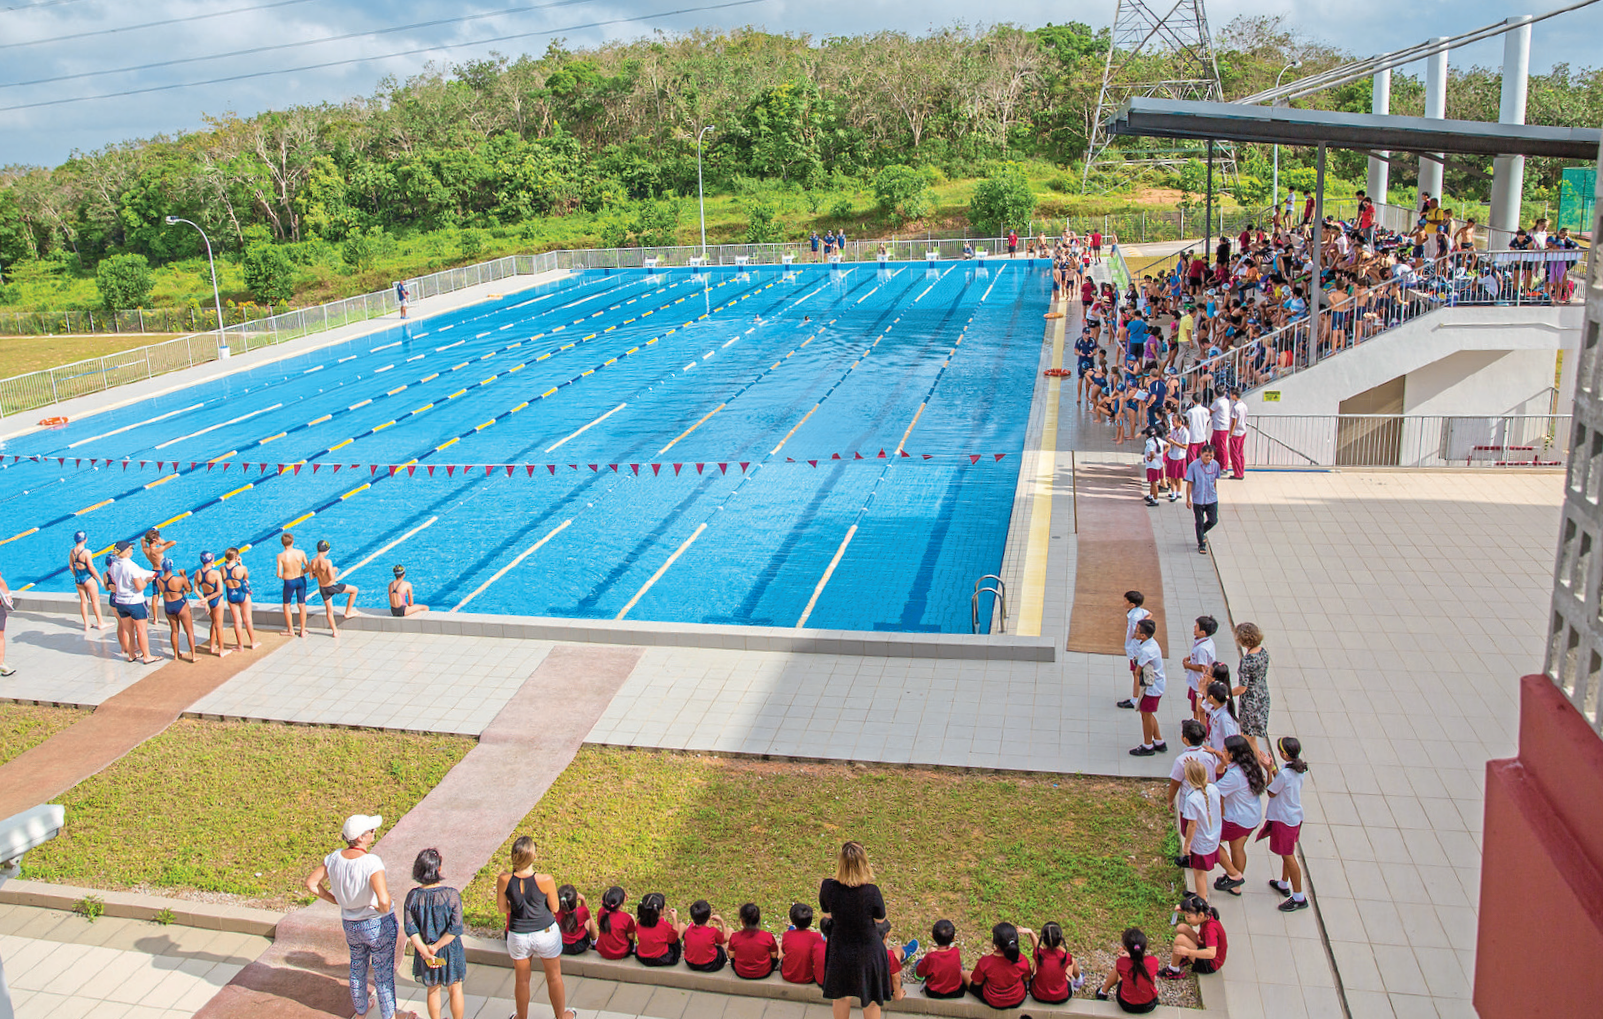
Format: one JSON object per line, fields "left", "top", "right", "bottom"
{"left": 495, "top": 836, "right": 574, "bottom": 1019}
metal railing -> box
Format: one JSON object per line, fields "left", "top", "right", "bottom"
{"left": 0, "top": 237, "right": 1049, "bottom": 418}
{"left": 1173, "top": 247, "right": 1586, "bottom": 406}
{"left": 0, "top": 304, "right": 290, "bottom": 338}
{"left": 1246, "top": 413, "right": 1570, "bottom": 468}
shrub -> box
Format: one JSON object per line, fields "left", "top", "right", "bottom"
{"left": 341, "top": 228, "right": 391, "bottom": 273}
{"left": 743, "top": 199, "right": 782, "bottom": 243}
{"left": 872, "top": 164, "right": 935, "bottom": 227}
{"left": 968, "top": 163, "right": 1037, "bottom": 237}
{"left": 95, "top": 253, "right": 155, "bottom": 310}
{"left": 241, "top": 243, "right": 296, "bottom": 304}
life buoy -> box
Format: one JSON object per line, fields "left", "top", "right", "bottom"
{"left": 1042, "top": 368, "right": 1073, "bottom": 377}
{"left": 1044, "top": 312, "right": 1064, "bottom": 319}
{"left": 38, "top": 416, "right": 68, "bottom": 428}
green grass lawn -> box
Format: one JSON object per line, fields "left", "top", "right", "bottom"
{"left": 463, "top": 748, "right": 1182, "bottom": 975}
{"left": 0, "top": 333, "right": 185, "bottom": 380}
{"left": 20, "top": 719, "right": 473, "bottom": 908}
{"left": 0, "top": 703, "right": 87, "bottom": 765}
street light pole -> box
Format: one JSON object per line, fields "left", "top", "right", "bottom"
{"left": 165, "top": 216, "right": 229, "bottom": 357}
{"left": 1271, "top": 61, "right": 1301, "bottom": 223}
{"left": 697, "top": 125, "right": 715, "bottom": 260}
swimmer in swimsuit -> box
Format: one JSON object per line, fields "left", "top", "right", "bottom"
{"left": 221, "top": 548, "right": 261, "bottom": 650}
{"left": 387, "top": 565, "right": 428, "bottom": 618}
{"left": 68, "top": 530, "right": 108, "bottom": 631}
{"left": 142, "top": 527, "right": 177, "bottom": 627}
{"left": 159, "top": 559, "right": 197, "bottom": 662}
{"left": 276, "top": 531, "right": 310, "bottom": 638}
{"left": 196, "top": 551, "right": 231, "bottom": 658}
{"left": 308, "top": 540, "right": 359, "bottom": 636}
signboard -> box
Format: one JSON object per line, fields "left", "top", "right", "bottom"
{"left": 1262, "top": 391, "right": 1281, "bottom": 403}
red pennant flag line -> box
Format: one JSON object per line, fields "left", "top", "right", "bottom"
{"left": 3, "top": 451, "right": 1009, "bottom": 482}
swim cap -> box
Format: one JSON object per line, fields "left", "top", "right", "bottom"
{"left": 316, "top": 540, "right": 331, "bottom": 552}
{"left": 161, "top": 558, "right": 174, "bottom": 574}
{"left": 392, "top": 565, "right": 405, "bottom": 578}
{"left": 200, "top": 551, "right": 215, "bottom": 564}
{"left": 73, "top": 530, "right": 86, "bottom": 544}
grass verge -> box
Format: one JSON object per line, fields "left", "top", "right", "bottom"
{"left": 0, "top": 334, "right": 185, "bottom": 380}
{"left": 0, "top": 703, "right": 88, "bottom": 766}
{"left": 20, "top": 719, "right": 473, "bottom": 908}
{"left": 464, "top": 748, "right": 1188, "bottom": 1002}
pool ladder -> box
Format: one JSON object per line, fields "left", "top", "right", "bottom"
{"left": 971, "top": 575, "right": 1007, "bottom": 634}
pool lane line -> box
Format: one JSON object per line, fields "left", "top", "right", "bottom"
{"left": 979, "top": 264, "right": 1008, "bottom": 302}
{"left": 912, "top": 264, "right": 958, "bottom": 303}
{"left": 1014, "top": 292, "right": 1069, "bottom": 638}
{"left": 64, "top": 403, "right": 207, "bottom": 449}
{"left": 796, "top": 314, "right": 982, "bottom": 628}
{"left": 216, "top": 271, "right": 784, "bottom": 557}
{"left": 615, "top": 273, "right": 931, "bottom": 619}
{"left": 449, "top": 517, "right": 573, "bottom": 613}
{"left": 152, "top": 403, "right": 284, "bottom": 450}
{"left": 545, "top": 403, "right": 627, "bottom": 453}
{"left": 338, "top": 515, "right": 440, "bottom": 579}
{"left": 853, "top": 267, "right": 904, "bottom": 305}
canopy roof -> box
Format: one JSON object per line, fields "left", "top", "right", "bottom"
{"left": 1106, "top": 98, "right": 1602, "bottom": 160}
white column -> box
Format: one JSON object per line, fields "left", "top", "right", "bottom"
{"left": 1419, "top": 38, "right": 1449, "bottom": 202}
{"left": 1490, "top": 16, "right": 1534, "bottom": 236}
{"left": 1367, "top": 69, "right": 1391, "bottom": 206}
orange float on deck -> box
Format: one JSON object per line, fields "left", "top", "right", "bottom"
{"left": 1043, "top": 312, "right": 1064, "bottom": 319}
{"left": 38, "top": 416, "right": 68, "bottom": 428}
{"left": 1042, "top": 368, "right": 1073, "bottom": 378}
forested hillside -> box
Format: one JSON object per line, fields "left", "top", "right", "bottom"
{"left": 1, "top": 16, "right": 1598, "bottom": 315}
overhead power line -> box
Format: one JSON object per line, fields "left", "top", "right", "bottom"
{"left": 1238, "top": 0, "right": 1601, "bottom": 105}
{"left": 0, "top": 0, "right": 316, "bottom": 49}
{"left": 0, "top": 0, "right": 95, "bottom": 12}
{"left": 0, "top": 0, "right": 770, "bottom": 114}
{"left": 0, "top": 0, "right": 600, "bottom": 88}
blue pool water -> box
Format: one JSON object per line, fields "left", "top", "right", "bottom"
{"left": 0, "top": 262, "right": 1048, "bottom": 632}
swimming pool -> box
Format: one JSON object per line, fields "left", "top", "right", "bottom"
{"left": 0, "top": 262, "right": 1047, "bottom": 633}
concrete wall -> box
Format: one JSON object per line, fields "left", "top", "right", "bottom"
{"left": 1247, "top": 305, "right": 1584, "bottom": 418}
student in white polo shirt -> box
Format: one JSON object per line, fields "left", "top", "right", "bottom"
{"left": 1177, "top": 757, "right": 1223, "bottom": 904}
{"left": 1128, "top": 618, "right": 1167, "bottom": 756}
{"left": 1184, "top": 395, "right": 1210, "bottom": 464}
{"left": 1208, "top": 392, "right": 1232, "bottom": 471}
{"left": 1181, "top": 615, "right": 1218, "bottom": 717}
{"left": 1167, "top": 720, "right": 1213, "bottom": 812}
{"left": 1263, "top": 737, "right": 1311, "bottom": 911}
{"left": 1116, "top": 591, "right": 1151, "bottom": 710}
{"left": 1227, "top": 388, "right": 1249, "bottom": 479}
{"left": 1211, "top": 735, "right": 1266, "bottom": 897}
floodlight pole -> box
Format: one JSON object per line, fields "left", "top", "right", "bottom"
{"left": 165, "top": 216, "right": 229, "bottom": 357}
{"left": 697, "top": 126, "right": 715, "bottom": 260}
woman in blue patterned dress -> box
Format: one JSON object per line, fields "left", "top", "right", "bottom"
{"left": 405, "top": 848, "right": 467, "bottom": 1019}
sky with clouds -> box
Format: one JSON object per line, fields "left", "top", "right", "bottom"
{"left": 1, "top": 0, "right": 1598, "bottom": 167}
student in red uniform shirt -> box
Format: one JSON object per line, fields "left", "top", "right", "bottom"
{"left": 633, "top": 892, "right": 682, "bottom": 967}
{"left": 811, "top": 931, "right": 826, "bottom": 987}
{"left": 1024, "top": 921, "right": 1080, "bottom": 1004}
{"left": 727, "top": 902, "right": 778, "bottom": 979}
{"left": 556, "top": 885, "right": 591, "bottom": 955}
{"left": 1097, "top": 927, "right": 1160, "bottom": 1013}
{"left": 683, "top": 899, "right": 730, "bottom": 972}
{"left": 877, "top": 920, "right": 915, "bottom": 1001}
{"left": 1160, "top": 895, "right": 1228, "bottom": 979}
{"left": 968, "top": 922, "right": 1032, "bottom": 1009}
{"left": 588, "top": 886, "right": 635, "bottom": 960}
{"left": 780, "top": 903, "right": 824, "bottom": 984}
{"left": 915, "top": 919, "right": 966, "bottom": 998}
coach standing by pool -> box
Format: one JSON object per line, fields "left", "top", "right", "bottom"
{"left": 107, "top": 541, "right": 159, "bottom": 664}
{"left": 1185, "top": 446, "right": 1223, "bottom": 556}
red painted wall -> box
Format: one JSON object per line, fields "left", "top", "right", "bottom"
{"left": 1475, "top": 675, "right": 1603, "bottom": 1018}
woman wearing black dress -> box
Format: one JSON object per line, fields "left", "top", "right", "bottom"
{"left": 820, "top": 841, "right": 891, "bottom": 1019}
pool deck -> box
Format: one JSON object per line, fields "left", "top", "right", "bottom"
{"left": 0, "top": 271, "right": 1564, "bottom": 1019}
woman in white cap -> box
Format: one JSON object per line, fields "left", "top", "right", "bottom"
{"left": 305, "top": 814, "right": 414, "bottom": 1019}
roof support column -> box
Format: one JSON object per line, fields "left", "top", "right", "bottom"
{"left": 1367, "top": 69, "right": 1391, "bottom": 206}
{"left": 1311, "top": 142, "right": 1325, "bottom": 368}
{"left": 1490, "top": 16, "right": 1534, "bottom": 240}
{"left": 1419, "top": 38, "right": 1449, "bottom": 204}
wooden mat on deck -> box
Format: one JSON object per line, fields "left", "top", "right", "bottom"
{"left": 1065, "top": 460, "right": 1168, "bottom": 654}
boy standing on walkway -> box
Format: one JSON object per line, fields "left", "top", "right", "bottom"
{"left": 277, "top": 532, "right": 309, "bottom": 637}
{"left": 1129, "top": 619, "right": 1168, "bottom": 756}
{"left": 1116, "top": 591, "right": 1151, "bottom": 709}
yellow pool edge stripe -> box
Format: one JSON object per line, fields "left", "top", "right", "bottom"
{"left": 1015, "top": 301, "right": 1068, "bottom": 637}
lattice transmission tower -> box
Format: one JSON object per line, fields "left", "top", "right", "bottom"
{"left": 1082, "top": 0, "right": 1236, "bottom": 189}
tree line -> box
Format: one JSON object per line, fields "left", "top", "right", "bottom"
{"left": 1, "top": 16, "right": 1598, "bottom": 287}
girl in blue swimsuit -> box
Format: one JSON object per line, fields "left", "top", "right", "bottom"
{"left": 159, "top": 559, "right": 197, "bottom": 662}
{"left": 221, "top": 548, "right": 261, "bottom": 650}
{"left": 196, "top": 552, "right": 229, "bottom": 657}
{"left": 69, "top": 530, "right": 107, "bottom": 631}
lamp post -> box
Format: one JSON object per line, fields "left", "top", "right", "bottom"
{"left": 697, "top": 125, "right": 715, "bottom": 260}
{"left": 165, "top": 216, "right": 229, "bottom": 357}
{"left": 1271, "top": 61, "right": 1302, "bottom": 223}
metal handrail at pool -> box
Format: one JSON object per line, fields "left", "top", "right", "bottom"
{"left": 0, "top": 238, "right": 1048, "bottom": 419}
